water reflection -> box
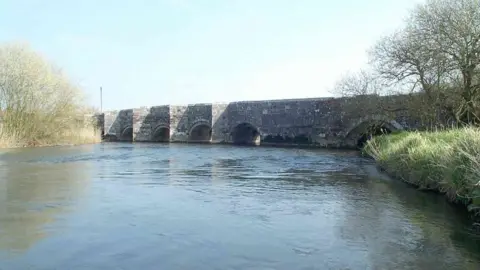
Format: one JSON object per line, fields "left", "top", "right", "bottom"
{"left": 337, "top": 165, "right": 480, "bottom": 269}
{"left": 0, "top": 143, "right": 480, "bottom": 269}
{"left": 0, "top": 146, "right": 93, "bottom": 253}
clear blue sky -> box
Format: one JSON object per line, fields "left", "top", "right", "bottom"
{"left": 0, "top": 0, "right": 423, "bottom": 110}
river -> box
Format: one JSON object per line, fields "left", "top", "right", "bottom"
{"left": 0, "top": 143, "right": 480, "bottom": 270}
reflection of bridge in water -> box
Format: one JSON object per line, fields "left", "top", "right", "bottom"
{"left": 97, "top": 95, "right": 422, "bottom": 149}
{"left": 0, "top": 147, "right": 93, "bottom": 253}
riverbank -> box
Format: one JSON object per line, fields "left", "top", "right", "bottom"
{"left": 0, "top": 126, "right": 101, "bottom": 149}
{"left": 363, "top": 127, "right": 480, "bottom": 214}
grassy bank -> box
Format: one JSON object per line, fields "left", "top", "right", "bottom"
{"left": 363, "top": 127, "right": 480, "bottom": 213}
{"left": 0, "top": 43, "right": 101, "bottom": 148}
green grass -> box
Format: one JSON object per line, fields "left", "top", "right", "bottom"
{"left": 363, "top": 127, "right": 480, "bottom": 213}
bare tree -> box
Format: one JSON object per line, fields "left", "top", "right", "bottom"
{"left": 330, "top": 69, "right": 383, "bottom": 97}
{"left": 412, "top": 0, "right": 480, "bottom": 124}
{"left": 370, "top": 30, "right": 450, "bottom": 94}
{"left": 330, "top": 68, "right": 410, "bottom": 124}
{"left": 370, "top": 0, "right": 480, "bottom": 125}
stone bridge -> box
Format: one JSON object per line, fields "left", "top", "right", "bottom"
{"left": 95, "top": 95, "right": 420, "bottom": 149}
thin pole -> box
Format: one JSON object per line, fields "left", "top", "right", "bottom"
{"left": 100, "top": 86, "right": 103, "bottom": 113}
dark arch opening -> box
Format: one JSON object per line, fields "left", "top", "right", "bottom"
{"left": 189, "top": 124, "right": 212, "bottom": 143}
{"left": 103, "top": 134, "right": 118, "bottom": 142}
{"left": 262, "top": 134, "right": 310, "bottom": 145}
{"left": 119, "top": 127, "right": 133, "bottom": 142}
{"left": 262, "top": 134, "right": 288, "bottom": 143}
{"left": 231, "top": 123, "right": 260, "bottom": 145}
{"left": 355, "top": 123, "right": 392, "bottom": 148}
{"left": 293, "top": 134, "right": 310, "bottom": 144}
{"left": 152, "top": 126, "right": 170, "bottom": 142}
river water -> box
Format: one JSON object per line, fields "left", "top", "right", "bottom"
{"left": 0, "top": 143, "right": 480, "bottom": 270}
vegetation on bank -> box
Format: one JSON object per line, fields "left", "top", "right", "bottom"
{"left": 363, "top": 128, "right": 480, "bottom": 213}
{"left": 328, "top": 0, "right": 480, "bottom": 215}
{"left": 0, "top": 43, "right": 101, "bottom": 148}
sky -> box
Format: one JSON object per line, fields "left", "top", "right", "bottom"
{"left": 0, "top": 0, "right": 424, "bottom": 110}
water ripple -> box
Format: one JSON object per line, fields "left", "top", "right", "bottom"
{"left": 0, "top": 144, "right": 479, "bottom": 270}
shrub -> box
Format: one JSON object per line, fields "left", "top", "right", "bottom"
{"left": 0, "top": 42, "right": 100, "bottom": 148}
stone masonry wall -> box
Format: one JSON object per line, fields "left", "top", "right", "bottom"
{"left": 223, "top": 98, "right": 347, "bottom": 147}
{"left": 133, "top": 105, "right": 170, "bottom": 141}
{"left": 169, "top": 104, "right": 212, "bottom": 142}
{"left": 104, "top": 109, "right": 133, "bottom": 139}
{"left": 169, "top": 105, "right": 188, "bottom": 142}
{"left": 211, "top": 103, "right": 229, "bottom": 143}
{"left": 101, "top": 95, "right": 423, "bottom": 148}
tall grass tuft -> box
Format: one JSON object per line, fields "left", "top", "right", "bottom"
{"left": 0, "top": 42, "right": 101, "bottom": 148}
{"left": 363, "top": 127, "right": 480, "bottom": 213}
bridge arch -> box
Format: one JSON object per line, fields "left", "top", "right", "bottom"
{"left": 231, "top": 122, "right": 261, "bottom": 145}
{"left": 119, "top": 126, "right": 133, "bottom": 141}
{"left": 345, "top": 115, "right": 403, "bottom": 148}
{"left": 151, "top": 124, "right": 170, "bottom": 142}
{"left": 188, "top": 121, "right": 212, "bottom": 143}
{"left": 261, "top": 133, "right": 310, "bottom": 144}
